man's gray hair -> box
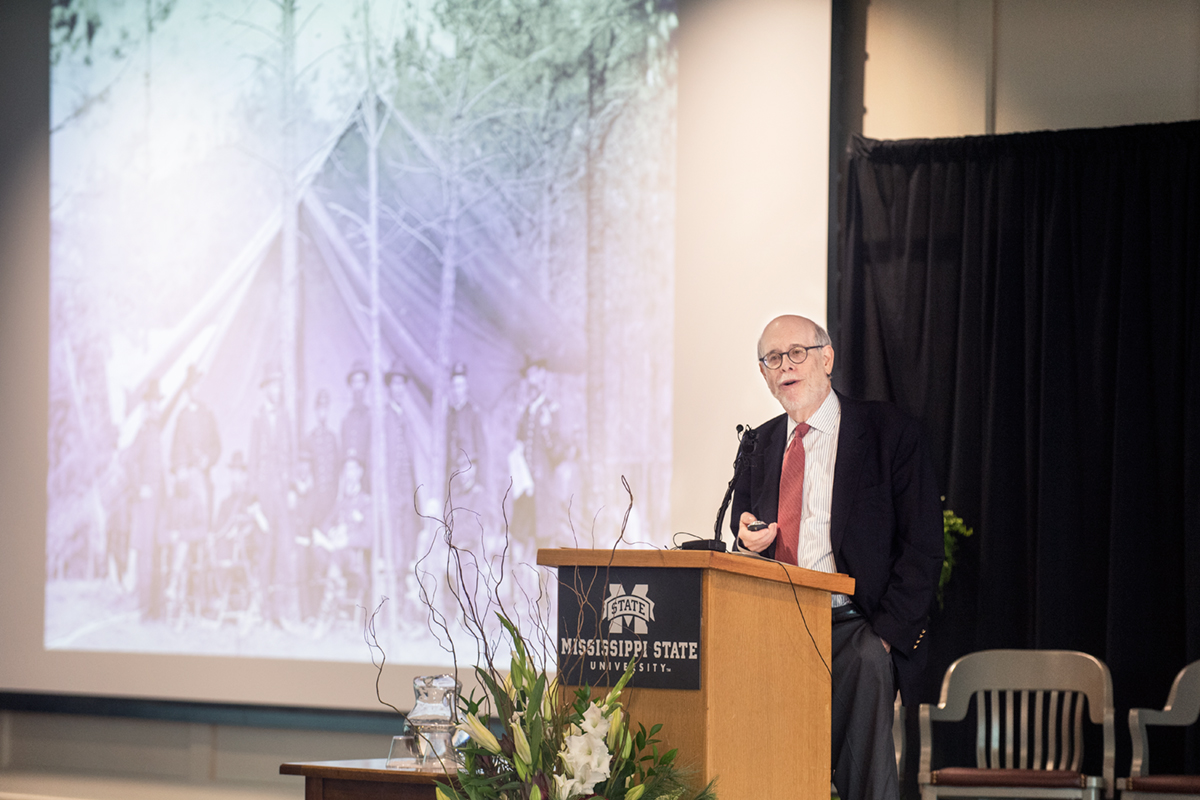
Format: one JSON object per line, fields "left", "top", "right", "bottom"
{"left": 756, "top": 316, "right": 834, "bottom": 359}
{"left": 811, "top": 322, "right": 832, "bottom": 347}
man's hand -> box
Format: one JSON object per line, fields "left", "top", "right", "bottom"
{"left": 737, "top": 512, "right": 777, "bottom": 553}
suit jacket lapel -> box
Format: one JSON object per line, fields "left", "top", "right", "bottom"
{"left": 753, "top": 413, "right": 787, "bottom": 521}
{"left": 831, "top": 392, "right": 867, "bottom": 556}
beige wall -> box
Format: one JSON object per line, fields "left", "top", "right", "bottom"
{"left": 0, "top": 710, "right": 384, "bottom": 798}
{"left": 863, "top": 0, "right": 1200, "bottom": 139}
{"left": 673, "top": 0, "right": 832, "bottom": 542}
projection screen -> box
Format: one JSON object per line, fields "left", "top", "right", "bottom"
{"left": 0, "top": 0, "right": 832, "bottom": 711}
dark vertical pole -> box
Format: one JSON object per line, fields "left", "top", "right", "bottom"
{"left": 827, "top": 0, "right": 867, "bottom": 364}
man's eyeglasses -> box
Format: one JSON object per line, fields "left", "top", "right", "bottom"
{"left": 759, "top": 344, "right": 826, "bottom": 370}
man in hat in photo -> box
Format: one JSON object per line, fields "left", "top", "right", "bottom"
{"left": 304, "top": 388, "right": 340, "bottom": 531}
{"left": 341, "top": 360, "right": 372, "bottom": 492}
{"left": 248, "top": 362, "right": 294, "bottom": 626}
{"left": 383, "top": 357, "right": 418, "bottom": 613}
{"left": 170, "top": 364, "right": 221, "bottom": 529}
{"left": 289, "top": 447, "right": 323, "bottom": 622}
{"left": 447, "top": 362, "right": 487, "bottom": 501}
{"left": 511, "top": 359, "right": 571, "bottom": 549}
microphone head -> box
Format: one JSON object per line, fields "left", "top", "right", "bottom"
{"left": 736, "top": 423, "right": 745, "bottom": 434}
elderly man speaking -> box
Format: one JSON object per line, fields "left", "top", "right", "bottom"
{"left": 731, "top": 314, "right": 944, "bottom": 800}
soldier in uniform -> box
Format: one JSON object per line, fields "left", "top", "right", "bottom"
{"left": 511, "top": 360, "right": 571, "bottom": 549}
{"left": 446, "top": 362, "right": 487, "bottom": 502}
{"left": 305, "top": 389, "right": 340, "bottom": 530}
{"left": 170, "top": 364, "right": 221, "bottom": 527}
{"left": 340, "top": 360, "right": 371, "bottom": 492}
{"left": 383, "top": 359, "right": 418, "bottom": 614}
{"left": 290, "top": 448, "right": 322, "bottom": 622}
{"left": 247, "top": 364, "right": 294, "bottom": 626}
{"left": 126, "top": 380, "right": 166, "bottom": 620}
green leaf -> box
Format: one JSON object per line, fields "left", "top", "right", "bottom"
{"left": 528, "top": 673, "right": 546, "bottom": 719}
{"left": 497, "top": 613, "right": 529, "bottom": 665}
{"left": 938, "top": 506, "right": 976, "bottom": 609}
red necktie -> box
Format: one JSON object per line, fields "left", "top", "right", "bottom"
{"left": 775, "top": 422, "right": 810, "bottom": 566}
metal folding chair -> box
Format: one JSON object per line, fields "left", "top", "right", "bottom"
{"left": 1119, "top": 660, "right": 1200, "bottom": 800}
{"left": 919, "top": 649, "right": 1115, "bottom": 800}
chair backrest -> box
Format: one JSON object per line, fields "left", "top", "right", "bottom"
{"left": 928, "top": 650, "right": 1114, "bottom": 784}
{"left": 1129, "top": 659, "right": 1200, "bottom": 777}
{"left": 1155, "top": 660, "right": 1200, "bottom": 725}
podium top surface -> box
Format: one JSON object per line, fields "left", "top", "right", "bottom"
{"left": 280, "top": 759, "right": 446, "bottom": 783}
{"left": 536, "top": 548, "right": 855, "bottom": 595}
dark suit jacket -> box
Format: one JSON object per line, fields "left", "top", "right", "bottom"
{"left": 730, "top": 391, "right": 944, "bottom": 704}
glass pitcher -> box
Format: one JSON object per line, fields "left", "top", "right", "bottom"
{"left": 407, "top": 674, "right": 462, "bottom": 770}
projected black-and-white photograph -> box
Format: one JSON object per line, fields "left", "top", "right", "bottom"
{"left": 47, "top": 0, "right": 677, "bottom": 664}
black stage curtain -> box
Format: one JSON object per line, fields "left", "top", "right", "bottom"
{"left": 839, "top": 120, "right": 1200, "bottom": 775}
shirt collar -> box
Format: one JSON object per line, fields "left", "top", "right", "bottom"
{"left": 786, "top": 388, "right": 840, "bottom": 442}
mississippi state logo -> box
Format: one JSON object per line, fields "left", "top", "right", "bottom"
{"left": 602, "top": 583, "right": 655, "bottom": 635}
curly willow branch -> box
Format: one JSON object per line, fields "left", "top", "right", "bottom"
{"left": 367, "top": 460, "right": 647, "bottom": 719}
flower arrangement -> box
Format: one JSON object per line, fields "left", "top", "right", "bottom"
{"left": 366, "top": 478, "right": 716, "bottom": 800}
{"left": 437, "top": 615, "right": 716, "bottom": 800}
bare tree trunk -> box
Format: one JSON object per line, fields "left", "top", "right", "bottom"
{"left": 366, "top": 95, "right": 394, "bottom": 619}
{"left": 537, "top": 70, "right": 554, "bottom": 298}
{"left": 280, "top": 0, "right": 301, "bottom": 437}
{"left": 362, "top": 2, "right": 395, "bottom": 624}
{"left": 430, "top": 133, "right": 462, "bottom": 511}
{"left": 585, "top": 38, "right": 610, "bottom": 512}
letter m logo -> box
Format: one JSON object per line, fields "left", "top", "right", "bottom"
{"left": 602, "top": 583, "right": 655, "bottom": 635}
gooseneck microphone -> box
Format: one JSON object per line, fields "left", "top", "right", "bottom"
{"left": 681, "top": 423, "right": 757, "bottom": 552}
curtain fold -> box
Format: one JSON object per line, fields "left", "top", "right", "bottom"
{"left": 839, "top": 121, "right": 1200, "bottom": 774}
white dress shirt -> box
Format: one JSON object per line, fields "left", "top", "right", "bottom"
{"left": 785, "top": 389, "right": 849, "bottom": 606}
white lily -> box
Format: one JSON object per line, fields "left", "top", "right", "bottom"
{"left": 511, "top": 713, "right": 533, "bottom": 767}
{"left": 606, "top": 706, "right": 623, "bottom": 752}
{"left": 458, "top": 712, "right": 501, "bottom": 755}
{"left": 542, "top": 675, "right": 559, "bottom": 719}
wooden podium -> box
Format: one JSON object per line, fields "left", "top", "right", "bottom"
{"left": 537, "top": 548, "right": 855, "bottom": 800}
{"left": 280, "top": 759, "right": 442, "bottom": 798}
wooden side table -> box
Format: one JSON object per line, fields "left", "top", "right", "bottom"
{"left": 280, "top": 758, "right": 448, "bottom": 799}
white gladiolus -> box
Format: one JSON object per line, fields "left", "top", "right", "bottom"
{"left": 552, "top": 702, "right": 615, "bottom": 799}
{"left": 579, "top": 702, "right": 610, "bottom": 739}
